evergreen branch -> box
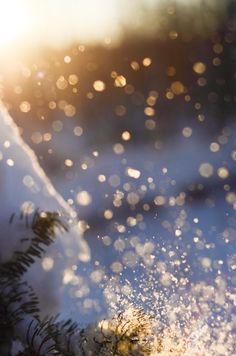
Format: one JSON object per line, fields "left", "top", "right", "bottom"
{"left": 45, "top": 317, "right": 80, "bottom": 355}
{"left": 0, "top": 280, "right": 39, "bottom": 325}
{"left": 0, "top": 210, "right": 68, "bottom": 354}
{"left": 0, "top": 211, "right": 68, "bottom": 278}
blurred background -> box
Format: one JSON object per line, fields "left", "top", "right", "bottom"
{"left": 0, "top": 0, "right": 236, "bottom": 331}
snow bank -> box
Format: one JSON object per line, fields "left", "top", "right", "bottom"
{"left": 0, "top": 103, "right": 90, "bottom": 316}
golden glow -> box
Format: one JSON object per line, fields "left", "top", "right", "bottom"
{"left": 93, "top": 80, "right": 106, "bottom": 92}
{"left": 0, "top": 0, "right": 228, "bottom": 51}
{"left": 193, "top": 62, "right": 206, "bottom": 75}
{"left": 0, "top": 0, "right": 31, "bottom": 48}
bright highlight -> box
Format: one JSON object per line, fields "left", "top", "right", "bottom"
{"left": 0, "top": 0, "right": 31, "bottom": 48}
{"left": 0, "top": 0, "right": 228, "bottom": 50}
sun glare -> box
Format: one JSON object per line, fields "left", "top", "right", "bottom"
{"left": 0, "top": 0, "right": 30, "bottom": 48}
{"left": 0, "top": 0, "right": 227, "bottom": 51}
